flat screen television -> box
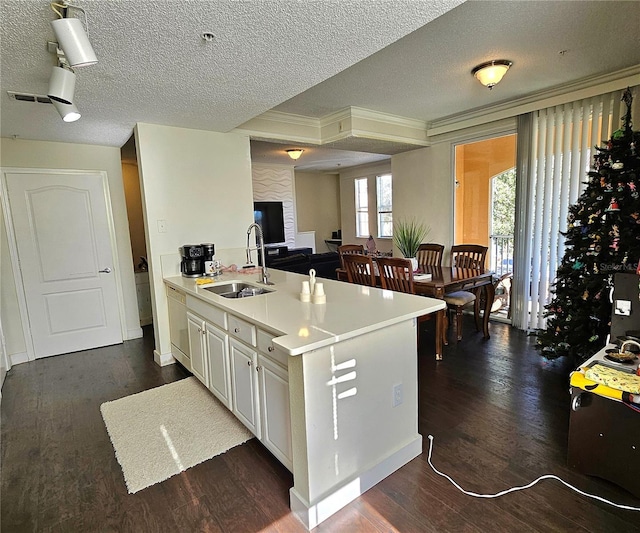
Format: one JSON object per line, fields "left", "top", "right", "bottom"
{"left": 253, "top": 201, "right": 285, "bottom": 244}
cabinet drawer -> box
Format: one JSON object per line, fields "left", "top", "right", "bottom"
{"left": 228, "top": 315, "right": 256, "bottom": 346}
{"left": 187, "top": 295, "right": 227, "bottom": 329}
{"left": 257, "top": 329, "right": 288, "bottom": 368}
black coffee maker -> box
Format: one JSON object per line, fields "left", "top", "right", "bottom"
{"left": 180, "top": 244, "right": 204, "bottom": 277}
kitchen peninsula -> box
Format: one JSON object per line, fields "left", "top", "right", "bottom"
{"left": 164, "top": 269, "right": 444, "bottom": 529}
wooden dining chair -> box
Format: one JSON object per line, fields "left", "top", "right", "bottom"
{"left": 337, "top": 244, "right": 365, "bottom": 269}
{"left": 450, "top": 244, "right": 488, "bottom": 269}
{"left": 416, "top": 243, "right": 444, "bottom": 268}
{"left": 377, "top": 257, "right": 415, "bottom": 293}
{"left": 342, "top": 253, "right": 376, "bottom": 287}
{"left": 443, "top": 244, "right": 489, "bottom": 341}
{"left": 377, "top": 257, "right": 446, "bottom": 346}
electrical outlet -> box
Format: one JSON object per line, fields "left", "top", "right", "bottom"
{"left": 157, "top": 219, "right": 167, "bottom": 233}
{"left": 393, "top": 383, "right": 403, "bottom": 407}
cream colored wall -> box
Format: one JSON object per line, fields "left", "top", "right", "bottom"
{"left": 0, "top": 138, "right": 141, "bottom": 363}
{"left": 339, "top": 161, "right": 393, "bottom": 253}
{"left": 295, "top": 171, "right": 340, "bottom": 252}
{"left": 122, "top": 162, "right": 147, "bottom": 270}
{"left": 135, "top": 123, "right": 254, "bottom": 361}
{"left": 391, "top": 146, "right": 452, "bottom": 255}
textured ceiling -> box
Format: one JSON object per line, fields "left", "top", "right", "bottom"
{"left": 2, "top": 1, "right": 639, "bottom": 173}
{"left": 0, "top": 0, "right": 462, "bottom": 147}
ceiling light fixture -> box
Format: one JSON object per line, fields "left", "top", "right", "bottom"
{"left": 472, "top": 60, "right": 512, "bottom": 90}
{"left": 51, "top": 99, "right": 81, "bottom": 122}
{"left": 286, "top": 149, "right": 304, "bottom": 160}
{"left": 47, "top": 65, "right": 76, "bottom": 105}
{"left": 50, "top": 2, "right": 98, "bottom": 67}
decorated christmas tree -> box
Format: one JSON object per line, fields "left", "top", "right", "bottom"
{"left": 536, "top": 88, "right": 640, "bottom": 363}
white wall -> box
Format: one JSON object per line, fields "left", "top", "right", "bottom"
{"left": 252, "top": 164, "right": 296, "bottom": 247}
{"left": 135, "top": 124, "right": 254, "bottom": 362}
{"left": 0, "top": 138, "right": 141, "bottom": 364}
{"left": 295, "top": 171, "right": 340, "bottom": 252}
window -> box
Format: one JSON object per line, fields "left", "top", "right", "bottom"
{"left": 376, "top": 173, "right": 392, "bottom": 238}
{"left": 355, "top": 178, "right": 368, "bottom": 237}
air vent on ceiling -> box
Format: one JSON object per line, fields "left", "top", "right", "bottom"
{"left": 7, "top": 91, "right": 52, "bottom": 104}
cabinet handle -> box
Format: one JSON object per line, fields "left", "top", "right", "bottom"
{"left": 235, "top": 327, "right": 240, "bottom": 333}
{"left": 256, "top": 365, "right": 262, "bottom": 372}
{"left": 268, "top": 346, "right": 275, "bottom": 352}
{"left": 247, "top": 360, "right": 252, "bottom": 367}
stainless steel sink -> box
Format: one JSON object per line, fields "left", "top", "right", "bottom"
{"left": 203, "top": 282, "right": 274, "bottom": 298}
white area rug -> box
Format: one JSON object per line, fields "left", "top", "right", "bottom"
{"left": 100, "top": 377, "right": 253, "bottom": 493}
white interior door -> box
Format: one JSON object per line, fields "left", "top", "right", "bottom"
{"left": 3, "top": 170, "right": 122, "bottom": 358}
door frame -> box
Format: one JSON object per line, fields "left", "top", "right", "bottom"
{"left": 1, "top": 167, "right": 127, "bottom": 362}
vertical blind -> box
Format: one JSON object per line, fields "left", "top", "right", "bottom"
{"left": 512, "top": 89, "right": 624, "bottom": 331}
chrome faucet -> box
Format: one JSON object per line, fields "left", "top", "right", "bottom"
{"left": 246, "top": 223, "right": 274, "bottom": 285}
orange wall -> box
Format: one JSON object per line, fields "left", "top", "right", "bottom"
{"left": 454, "top": 135, "right": 516, "bottom": 248}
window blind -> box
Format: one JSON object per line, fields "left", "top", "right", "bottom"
{"left": 512, "top": 89, "right": 625, "bottom": 331}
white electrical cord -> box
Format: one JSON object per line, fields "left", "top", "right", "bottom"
{"left": 426, "top": 435, "right": 640, "bottom": 511}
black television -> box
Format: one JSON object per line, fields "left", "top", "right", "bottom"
{"left": 253, "top": 201, "right": 285, "bottom": 245}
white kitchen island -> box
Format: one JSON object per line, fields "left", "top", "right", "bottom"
{"left": 164, "top": 268, "right": 444, "bottom": 529}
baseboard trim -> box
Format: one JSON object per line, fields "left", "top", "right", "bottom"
{"left": 154, "top": 349, "right": 176, "bottom": 367}
{"left": 126, "top": 326, "right": 143, "bottom": 340}
{"left": 9, "top": 351, "right": 29, "bottom": 366}
{"left": 290, "top": 435, "right": 422, "bottom": 530}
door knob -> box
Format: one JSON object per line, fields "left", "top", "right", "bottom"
{"left": 99, "top": 267, "right": 112, "bottom": 273}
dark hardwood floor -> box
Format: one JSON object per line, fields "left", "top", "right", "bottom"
{"left": 2, "top": 319, "right": 640, "bottom": 532}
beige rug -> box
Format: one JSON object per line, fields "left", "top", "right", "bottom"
{"left": 100, "top": 377, "right": 253, "bottom": 493}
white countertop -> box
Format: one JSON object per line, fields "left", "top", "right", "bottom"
{"left": 165, "top": 268, "right": 445, "bottom": 356}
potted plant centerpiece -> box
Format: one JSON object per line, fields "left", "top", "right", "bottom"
{"left": 393, "top": 217, "right": 430, "bottom": 271}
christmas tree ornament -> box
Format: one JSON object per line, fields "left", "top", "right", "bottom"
{"left": 612, "top": 161, "right": 624, "bottom": 170}
{"left": 608, "top": 198, "right": 620, "bottom": 211}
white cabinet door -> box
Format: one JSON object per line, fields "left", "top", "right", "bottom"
{"left": 206, "top": 323, "right": 232, "bottom": 410}
{"left": 257, "top": 353, "right": 292, "bottom": 471}
{"left": 187, "top": 312, "right": 208, "bottom": 386}
{"left": 230, "top": 338, "right": 260, "bottom": 437}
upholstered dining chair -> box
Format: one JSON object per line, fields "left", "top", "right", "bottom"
{"left": 342, "top": 253, "right": 376, "bottom": 287}
{"left": 416, "top": 243, "right": 444, "bottom": 268}
{"left": 443, "top": 244, "right": 489, "bottom": 341}
{"left": 337, "top": 244, "right": 365, "bottom": 269}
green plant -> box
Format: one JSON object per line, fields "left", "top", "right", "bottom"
{"left": 393, "top": 218, "right": 430, "bottom": 258}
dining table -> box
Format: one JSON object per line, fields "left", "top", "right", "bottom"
{"left": 336, "top": 261, "right": 495, "bottom": 360}
{"left": 413, "top": 265, "right": 495, "bottom": 360}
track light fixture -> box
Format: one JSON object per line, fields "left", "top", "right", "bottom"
{"left": 46, "top": 2, "right": 97, "bottom": 122}
{"left": 50, "top": 2, "right": 98, "bottom": 68}
{"left": 47, "top": 65, "right": 76, "bottom": 105}
{"left": 51, "top": 99, "right": 81, "bottom": 122}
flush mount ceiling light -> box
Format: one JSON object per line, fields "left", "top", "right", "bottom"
{"left": 50, "top": 2, "right": 98, "bottom": 67}
{"left": 286, "top": 149, "right": 304, "bottom": 160}
{"left": 472, "top": 60, "right": 512, "bottom": 90}
{"left": 47, "top": 65, "right": 76, "bottom": 105}
{"left": 51, "top": 99, "right": 81, "bottom": 122}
